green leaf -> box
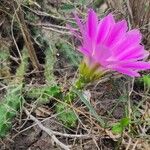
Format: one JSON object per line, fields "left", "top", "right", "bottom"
{"left": 27, "top": 85, "right": 61, "bottom": 104}
{"left": 73, "top": 89, "right": 105, "bottom": 127}
{"left": 0, "top": 90, "right": 22, "bottom": 138}
{"left": 143, "top": 75, "right": 150, "bottom": 88}
{"left": 112, "top": 117, "right": 130, "bottom": 134}
{"left": 56, "top": 103, "right": 77, "bottom": 127}
{"left": 112, "top": 123, "right": 123, "bottom": 134}
{"left": 44, "top": 85, "right": 61, "bottom": 98}
{"left": 120, "top": 117, "right": 130, "bottom": 127}
{"left": 44, "top": 44, "right": 56, "bottom": 84}
{"left": 0, "top": 123, "right": 11, "bottom": 138}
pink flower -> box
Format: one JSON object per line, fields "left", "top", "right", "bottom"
{"left": 70, "top": 9, "right": 150, "bottom": 77}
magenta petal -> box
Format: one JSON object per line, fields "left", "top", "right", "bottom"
{"left": 87, "top": 9, "right": 98, "bottom": 41}
{"left": 112, "top": 29, "right": 143, "bottom": 55}
{"left": 116, "top": 45, "right": 144, "bottom": 60}
{"left": 112, "top": 67, "right": 140, "bottom": 77}
{"left": 105, "top": 20, "right": 128, "bottom": 47}
{"left": 66, "top": 24, "right": 82, "bottom": 40}
{"left": 79, "top": 46, "right": 91, "bottom": 56}
{"left": 96, "top": 13, "right": 115, "bottom": 44}
{"left": 120, "top": 61, "right": 150, "bottom": 70}
{"left": 94, "top": 45, "right": 112, "bottom": 65}
{"left": 74, "top": 13, "right": 84, "bottom": 36}
{"left": 137, "top": 50, "right": 149, "bottom": 60}
{"left": 127, "top": 29, "right": 142, "bottom": 43}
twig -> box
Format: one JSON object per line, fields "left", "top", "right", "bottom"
{"left": 42, "top": 26, "right": 71, "bottom": 35}
{"left": 22, "top": 4, "right": 75, "bottom": 24}
{"left": 24, "top": 108, "right": 71, "bottom": 150}
{"left": 128, "top": 78, "right": 135, "bottom": 132}
{"left": 126, "top": 0, "right": 134, "bottom": 28}
{"left": 12, "top": 110, "right": 91, "bottom": 140}
{"left": 52, "top": 131, "right": 91, "bottom": 139}
{"left": 11, "top": 4, "right": 22, "bottom": 60}
{"left": 131, "top": 140, "right": 138, "bottom": 150}
{"left": 23, "top": 107, "right": 91, "bottom": 139}
{"left": 125, "top": 137, "right": 132, "bottom": 150}
{"left": 27, "top": 22, "right": 71, "bottom": 30}
{"left": 126, "top": 0, "right": 133, "bottom": 20}
{"left": 13, "top": 1, "right": 41, "bottom": 70}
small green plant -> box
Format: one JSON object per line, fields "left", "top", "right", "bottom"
{"left": 142, "top": 75, "right": 150, "bottom": 88}
{"left": 26, "top": 85, "right": 61, "bottom": 104}
{"left": 44, "top": 43, "right": 57, "bottom": 85}
{"left": 0, "top": 86, "right": 22, "bottom": 137}
{"left": 112, "top": 117, "right": 131, "bottom": 134}
{"left": 56, "top": 103, "right": 77, "bottom": 127}
{"left": 0, "top": 47, "right": 11, "bottom": 82}
{"left": 0, "top": 47, "right": 28, "bottom": 138}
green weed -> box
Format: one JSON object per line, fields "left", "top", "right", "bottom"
{"left": 112, "top": 117, "right": 131, "bottom": 134}
{"left": 26, "top": 85, "right": 61, "bottom": 104}
{"left": 56, "top": 103, "right": 77, "bottom": 127}
{"left": 0, "top": 47, "right": 28, "bottom": 138}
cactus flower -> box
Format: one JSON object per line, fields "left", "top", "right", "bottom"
{"left": 70, "top": 9, "right": 150, "bottom": 77}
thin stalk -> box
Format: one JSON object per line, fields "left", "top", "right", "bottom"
{"left": 15, "top": 4, "right": 41, "bottom": 70}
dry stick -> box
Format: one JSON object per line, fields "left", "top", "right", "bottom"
{"left": 126, "top": 0, "right": 134, "bottom": 28}
{"left": 11, "top": 5, "right": 23, "bottom": 61}
{"left": 126, "top": 0, "right": 133, "bottom": 21}
{"left": 16, "top": 7, "right": 41, "bottom": 70}
{"left": 128, "top": 78, "right": 135, "bottom": 132}
{"left": 24, "top": 107, "right": 92, "bottom": 139}
{"left": 13, "top": 116, "right": 92, "bottom": 140}
{"left": 24, "top": 108, "right": 71, "bottom": 150}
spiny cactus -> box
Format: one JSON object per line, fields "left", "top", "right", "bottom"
{"left": 0, "top": 46, "right": 11, "bottom": 82}
{"left": 0, "top": 86, "right": 22, "bottom": 137}
{"left": 0, "top": 47, "right": 28, "bottom": 138}
{"left": 44, "top": 42, "right": 56, "bottom": 85}
{"left": 26, "top": 85, "right": 61, "bottom": 104}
